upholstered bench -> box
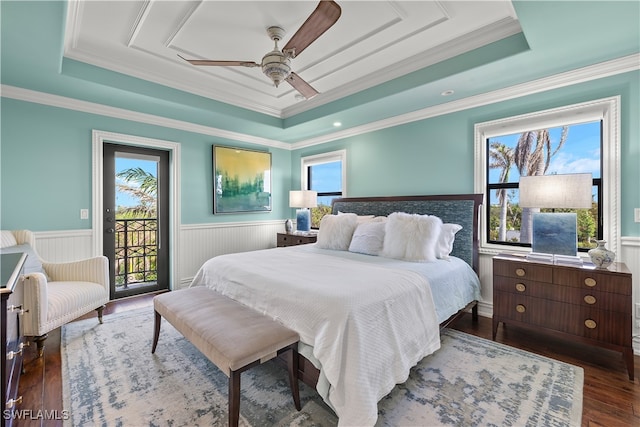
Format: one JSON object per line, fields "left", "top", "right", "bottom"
{"left": 151, "top": 287, "right": 301, "bottom": 427}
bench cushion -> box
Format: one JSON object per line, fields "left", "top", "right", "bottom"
{"left": 154, "top": 287, "right": 299, "bottom": 375}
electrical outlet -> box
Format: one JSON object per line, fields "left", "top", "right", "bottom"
{"left": 80, "top": 209, "right": 89, "bottom": 220}
{"left": 635, "top": 208, "right": 640, "bottom": 223}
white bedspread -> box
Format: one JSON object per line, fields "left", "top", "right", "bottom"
{"left": 190, "top": 246, "right": 441, "bottom": 426}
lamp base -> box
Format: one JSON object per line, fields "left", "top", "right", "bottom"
{"left": 296, "top": 208, "right": 311, "bottom": 232}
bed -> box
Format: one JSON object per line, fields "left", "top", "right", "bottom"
{"left": 190, "top": 194, "right": 482, "bottom": 426}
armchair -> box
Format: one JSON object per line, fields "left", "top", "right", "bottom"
{"left": 0, "top": 230, "right": 109, "bottom": 356}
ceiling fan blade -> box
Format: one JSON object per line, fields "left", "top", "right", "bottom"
{"left": 282, "top": 1, "right": 341, "bottom": 58}
{"left": 286, "top": 72, "right": 319, "bottom": 99}
{"left": 178, "top": 55, "right": 259, "bottom": 67}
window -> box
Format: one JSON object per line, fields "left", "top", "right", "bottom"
{"left": 475, "top": 97, "right": 621, "bottom": 255}
{"left": 301, "top": 150, "right": 346, "bottom": 228}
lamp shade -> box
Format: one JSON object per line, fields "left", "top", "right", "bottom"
{"left": 289, "top": 190, "right": 318, "bottom": 208}
{"left": 519, "top": 173, "right": 592, "bottom": 209}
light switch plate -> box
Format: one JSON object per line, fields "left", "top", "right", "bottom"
{"left": 80, "top": 209, "right": 89, "bottom": 220}
{"left": 635, "top": 208, "right": 640, "bottom": 223}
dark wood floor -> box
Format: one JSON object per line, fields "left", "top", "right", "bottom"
{"left": 14, "top": 295, "right": 640, "bottom": 427}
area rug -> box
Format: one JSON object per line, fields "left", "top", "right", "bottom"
{"left": 61, "top": 308, "right": 583, "bottom": 426}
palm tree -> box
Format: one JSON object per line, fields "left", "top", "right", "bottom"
{"left": 116, "top": 167, "right": 157, "bottom": 218}
{"left": 514, "top": 127, "right": 568, "bottom": 243}
{"left": 489, "top": 142, "right": 514, "bottom": 241}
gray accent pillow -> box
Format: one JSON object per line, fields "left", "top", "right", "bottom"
{"left": 0, "top": 244, "right": 48, "bottom": 277}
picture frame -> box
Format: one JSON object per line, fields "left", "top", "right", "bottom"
{"left": 213, "top": 145, "right": 272, "bottom": 214}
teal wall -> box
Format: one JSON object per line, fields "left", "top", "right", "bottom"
{"left": 292, "top": 70, "right": 640, "bottom": 237}
{"left": 1, "top": 71, "right": 638, "bottom": 236}
{"left": 0, "top": 98, "right": 292, "bottom": 231}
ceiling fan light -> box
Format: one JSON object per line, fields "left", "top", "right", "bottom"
{"left": 261, "top": 50, "right": 291, "bottom": 87}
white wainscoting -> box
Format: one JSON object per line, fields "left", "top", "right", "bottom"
{"left": 179, "top": 221, "right": 285, "bottom": 288}
{"left": 33, "top": 230, "right": 94, "bottom": 262}
{"left": 32, "top": 221, "right": 285, "bottom": 288}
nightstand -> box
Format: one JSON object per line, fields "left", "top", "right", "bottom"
{"left": 277, "top": 232, "right": 317, "bottom": 247}
{"left": 492, "top": 254, "right": 634, "bottom": 380}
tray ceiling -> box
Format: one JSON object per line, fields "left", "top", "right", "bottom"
{"left": 64, "top": 1, "right": 521, "bottom": 118}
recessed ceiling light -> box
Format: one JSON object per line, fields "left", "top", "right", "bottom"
{"left": 441, "top": 90, "right": 455, "bottom": 96}
{"left": 333, "top": 121, "right": 342, "bottom": 127}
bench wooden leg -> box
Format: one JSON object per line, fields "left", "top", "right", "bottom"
{"left": 229, "top": 370, "right": 241, "bottom": 427}
{"left": 151, "top": 311, "right": 161, "bottom": 354}
{"left": 284, "top": 344, "right": 301, "bottom": 411}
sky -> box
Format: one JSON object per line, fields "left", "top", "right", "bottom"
{"left": 310, "top": 161, "right": 342, "bottom": 206}
{"left": 488, "top": 120, "right": 601, "bottom": 183}
{"left": 115, "top": 157, "right": 158, "bottom": 208}
{"left": 487, "top": 120, "right": 601, "bottom": 206}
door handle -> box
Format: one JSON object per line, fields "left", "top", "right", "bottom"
{"left": 106, "top": 228, "right": 115, "bottom": 234}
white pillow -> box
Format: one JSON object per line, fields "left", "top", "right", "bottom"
{"left": 436, "top": 224, "right": 463, "bottom": 259}
{"left": 382, "top": 212, "right": 443, "bottom": 262}
{"left": 338, "top": 211, "right": 375, "bottom": 223}
{"left": 316, "top": 213, "right": 359, "bottom": 250}
{"left": 348, "top": 219, "right": 387, "bottom": 256}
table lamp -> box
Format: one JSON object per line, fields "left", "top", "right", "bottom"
{"left": 289, "top": 190, "right": 317, "bottom": 232}
{"left": 519, "top": 173, "right": 592, "bottom": 257}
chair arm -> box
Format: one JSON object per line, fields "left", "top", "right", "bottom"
{"left": 42, "top": 256, "right": 110, "bottom": 291}
{"left": 21, "top": 273, "right": 49, "bottom": 337}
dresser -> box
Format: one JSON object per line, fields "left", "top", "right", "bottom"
{"left": 492, "top": 254, "right": 634, "bottom": 380}
{"left": 276, "top": 232, "right": 317, "bottom": 247}
{"left": 1, "top": 253, "right": 27, "bottom": 426}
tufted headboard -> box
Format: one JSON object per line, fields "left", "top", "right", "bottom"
{"left": 332, "top": 194, "right": 483, "bottom": 273}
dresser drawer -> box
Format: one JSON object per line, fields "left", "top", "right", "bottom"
{"left": 554, "top": 268, "right": 631, "bottom": 295}
{"left": 493, "top": 258, "right": 553, "bottom": 283}
{"left": 277, "top": 233, "right": 317, "bottom": 247}
{"left": 493, "top": 292, "right": 630, "bottom": 345}
{"left": 493, "top": 292, "right": 568, "bottom": 331}
{"left": 493, "top": 276, "right": 629, "bottom": 313}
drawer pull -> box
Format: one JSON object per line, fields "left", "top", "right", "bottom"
{"left": 584, "top": 295, "right": 597, "bottom": 305}
{"left": 515, "top": 268, "right": 526, "bottom": 277}
{"left": 584, "top": 277, "right": 597, "bottom": 287}
{"left": 584, "top": 319, "right": 597, "bottom": 329}
{"left": 6, "top": 342, "right": 25, "bottom": 360}
{"left": 5, "top": 396, "right": 22, "bottom": 409}
{"left": 515, "top": 283, "right": 526, "bottom": 292}
{"left": 8, "top": 305, "right": 28, "bottom": 315}
{"left": 516, "top": 304, "right": 526, "bottom": 313}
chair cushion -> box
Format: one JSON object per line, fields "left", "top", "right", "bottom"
{"left": 46, "top": 281, "right": 109, "bottom": 327}
{"left": 154, "top": 288, "right": 299, "bottom": 374}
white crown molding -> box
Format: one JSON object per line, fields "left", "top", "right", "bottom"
{"left": 291, "top": 52, "right": 640, "bottom": 149}
{"left": 0, "top": 85, "right": 289, "bottom": 150}
{"left": 2, "top": 52, "right": 638, "bottom": 151}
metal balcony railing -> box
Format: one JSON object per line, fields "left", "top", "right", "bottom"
{"left": 115, "top": 218, "right": 158, "bottom": 289}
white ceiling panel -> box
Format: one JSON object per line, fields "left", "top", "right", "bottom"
{"left": 64, "top": 0, "right": 521, "bottom": 117}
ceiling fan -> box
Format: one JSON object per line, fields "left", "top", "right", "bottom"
{"left": 178, "top": 0, "right": 341, "bottom": 99}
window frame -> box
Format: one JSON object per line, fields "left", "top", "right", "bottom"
{"left": 301, "top": 149, "right": 347, "bottom": 227}
{"left": 474, "top": 97, "right": 621, "bottom": 256}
